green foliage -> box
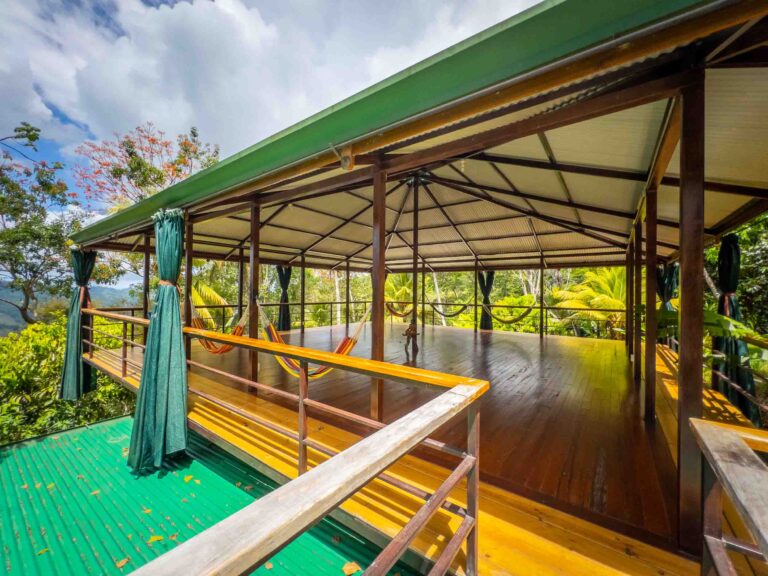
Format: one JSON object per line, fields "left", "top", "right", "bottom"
{"left": 0, "top": 314, "right": 134, "bottom": 445}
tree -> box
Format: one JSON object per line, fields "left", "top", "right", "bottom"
{"left": 551, "top": 267, "right": 627, "bottom": 338}
{"left": 75, "top": 123, "right": 220, "bottom": 209}
{"left": 0, "top": 124, "right": 88, "bottom": 324}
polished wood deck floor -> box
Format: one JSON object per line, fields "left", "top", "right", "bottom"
{"left": 87, "top": 331, "right": 698, "bottom": 576}
{"left": 184, "top": 323, "right": 677, "bottom": 543}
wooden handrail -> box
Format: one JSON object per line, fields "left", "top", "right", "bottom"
{"left": 82, "top": 308, "right": 489, "bottom": 391}
{"left": 692, "top": 419, "right": 768, "bottom": 574}
{"left": 131, "top": 384, "right": 484, "bottom": 576}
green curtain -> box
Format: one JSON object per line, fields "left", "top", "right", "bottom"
{"left": 128, "top": 209, "right": 188, "bottom": 474}
{"left": 59, "top": 249, "right": 98, "bottom": 400}
{"left": 276, "top": 265, "right": 292, "bottom": 331}
{"left": 478, "top": 270, "right": 495, "bottom": 331}
{"left": 712, "top": 234, "right": 759, "bottom": 425}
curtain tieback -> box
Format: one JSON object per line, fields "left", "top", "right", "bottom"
{"left": 158, "top": 279, "right": 182, "bottom": 295}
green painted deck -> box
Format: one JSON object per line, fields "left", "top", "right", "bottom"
{"left": 0, "top": 417, "right": 412, "bottom": 576}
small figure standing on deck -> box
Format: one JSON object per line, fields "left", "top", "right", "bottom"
{"left": 403, "top": 323, "right": 419, "bottom": 355}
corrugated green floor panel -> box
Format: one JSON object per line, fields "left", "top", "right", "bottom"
{"left": 0, "top": 417, "right": 414, "bottom": 575}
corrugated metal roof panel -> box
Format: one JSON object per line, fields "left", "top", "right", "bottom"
{"left": 667, "top": 69, "right": 768, "bottom": 187}
{"left": 297, "top": 192, "right": 370, "bottom": 219}
{"left": 545, "top": 100, "right": 668, "bottom": 171}
{"left": 487, "top": 134, "right": 548, "bottom": 160}
{"left": 492, "top": 164, "right": 567, "bottom": 200}
{"left": 261, "top": 226, "right": 318, "bottom": 250}
{"left": 0, "top": 418, "right": 408, "bottom": 575}
{"left": 563, "top": 173, "right": 642, "bottom": 213}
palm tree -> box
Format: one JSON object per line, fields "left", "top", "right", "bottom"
{"left": 385, "top": 273, "right": 413, "bottom": 319}
{"left": 551, "top": 267, "right": 626, "bottom": 338}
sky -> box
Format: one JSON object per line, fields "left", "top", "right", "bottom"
{"left": 1, "top": 0, "right": 539, "bottom": 286}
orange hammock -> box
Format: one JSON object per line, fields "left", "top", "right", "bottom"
{"left": 258, "top": 301, "right": 371, "bottom": 379}
{"left": 190, "top": 303, "right": 248, "bottom": 354}
{"left": 385, "top": 302, "right": 413, "bottom": 318}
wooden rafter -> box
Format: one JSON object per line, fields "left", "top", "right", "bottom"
{"left": 537, "top": 132, "right": 582, "bottom": 224}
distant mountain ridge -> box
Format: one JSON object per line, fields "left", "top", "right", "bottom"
{"left": 0, "top": 282, "right": 134, "bottom": 336}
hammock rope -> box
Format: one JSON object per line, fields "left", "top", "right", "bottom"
{"left": 385, "top": 302, "right": 413, "bottom": 318}
{"left": 258, "top": 301, "right": 372, "bottom": 380}
{"left": 428, "top": 302, "right": 468, "bottom": 318}
{"left": 481, "top": 304, "right": 535, "bottom": 325}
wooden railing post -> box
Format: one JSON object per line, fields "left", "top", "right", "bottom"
{"left": 466, "top": 404, "right": 480, "bottom": 576}
{"left": 298, "top": 361, "right": 309, "bottom": 475}
{"left": 121, "top": 320, "right": 128, "bottom": 378}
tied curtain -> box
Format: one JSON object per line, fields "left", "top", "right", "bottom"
{"left": 656, "top": 263, "right": 679, "bottom": 350}
{"left": 59, "top": 249, "right": 98, "bottom": 400}
{"left": 276, "top": 265, "right": 292, "bottom": 331}
{"left": 128, "top": 209, "right": 188, "bottom": 474}
{"left": 478, "top": 270, "right": 495, "bottom": 331}
{"left": 712, "top": 234, "right": 759, "bottom": 425}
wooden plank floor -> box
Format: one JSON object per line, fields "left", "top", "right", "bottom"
{"left": 86, "top": 336, "right": 698, "bottom": 576}
{"left": 184, "top": 323, "right": 678, "bottom": 543}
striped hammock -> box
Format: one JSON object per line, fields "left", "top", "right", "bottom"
{"left": 190, "top": 302, "right": 249, "bottom": 355}
{"left": 258, "top": 301, "right": 372, "bottom": 380}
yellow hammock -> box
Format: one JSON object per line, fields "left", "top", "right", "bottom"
{"left": 257, "top": 301, "right": 372, "bottom": 380}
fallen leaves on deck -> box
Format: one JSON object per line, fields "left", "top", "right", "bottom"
{"left": 146, "top": 535, "right": 164, "bottom": 545}
{"left": 342, "top": 561, "right": 361, "bottom": 575}
{"left": 115, "top": 557, "right": 130, "bottom": 569}
{"left": 37, "top": 548, "right": 49, "bottom": 556}
{"left": 184, "top": 475, "right": 194, "bottom": 483}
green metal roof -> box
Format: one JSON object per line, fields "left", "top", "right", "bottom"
{"left": 73, "top": 0, "right": 713, "bottom": 245}
{"left": 0, "top": 417, "right": 413, "bottom": 575}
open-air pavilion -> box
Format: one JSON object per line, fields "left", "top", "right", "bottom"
{"left": 55, "top": 1, "right": 768, "bottom": 574}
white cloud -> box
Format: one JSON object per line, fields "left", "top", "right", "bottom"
{"left": 1, "top": 0, "right": 539, "bottom": 159}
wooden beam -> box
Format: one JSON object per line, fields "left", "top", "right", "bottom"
{"left": 383, "top": 72, "right": 694, "bottom": 175}
{"left": 539, "top": 256, "right": 545, "bottom": 339}
{"left": 538, "top": 132, "right": 582, "bottom": 224}
{"left": 249, "top": 204, "right": 260, "bottom": 381}
{"left": 474, "top": 152, "right": 768, "bottom": 199}
{"left": 300, "top": 254, "right": 306, "bottom": 333}
{"left": 371, "top": 164, "right": 387, "bottom": 420}
{"left": 345, "top": 260, "right": 350, "bottom": 334}
{"left": 411, "top": 178, "right": 420, "bottom": 356}
{"left": 633, "top": 219, "right": 642, "bottom": 388}
{"left": 430, "top": 175, "right": 628, "bottom": 249}
{"left": 473, "top": 259, "right": 479, "bottom": 333}
{"left": 422, "top": 183, "right": 478, "bottom": 260}
{"left": 238, "top": 247, "right": 245, "bottom": 319}
{"left": 677, "top": 69, "right": 705, "bottom": 555}
{"left": 626, "top": 244, "right": 634, "bottom": 357}
{"left": 644, "top": 188, "right": 658, "bottom": 422}
{"left": 184, "top": 211, "right": 193, "bottom": 359}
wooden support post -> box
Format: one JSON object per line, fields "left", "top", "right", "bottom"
{"left": 421, "top": 264, "right": 426, "bottom": 331}
{"left": 345, "top": 260, "right": 350, "bottom": 334}
{"left": 411, "top": 178, "right": 419, "bottom": 356}
{"left": 677, "top": 70, "right": 705, "bottom": 555}
{"left": 466, "top": 405, "right": 480, "bottom": 576}
{"left": 634, "top": 219, "right": 642, "bottom": 388}
{"left": 184, "top": 211, "right": 193, "bottom": 359}
{"left": 298, "top": 361, "right": 309, "bottom": 475}
{"left": 626, "top": 248, "right": 633, "bottom": 356}
{"left": 644, "top": 188, "right": 658, "bottom": 421}
{"left": 539, "top": 257, "right": 545, "bottom": 339}
{"left": 371, "top": 165, "right": 386, "bottom": 421}
{"left": 473, "top": 260, "right": 479, "bottom": 333}
{"left": 142, "top": 234, "right": 151, "bottom": 344}
{"left": 300, "top": 254, "right": 306, "bottom": 334}
{"left": 249, "top": 203, "right": 260, "bottom": 382}
{"left": 237, "top": 247, "right": 245, "bottom": 319}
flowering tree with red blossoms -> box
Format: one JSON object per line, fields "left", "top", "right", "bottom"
{"left": 74, "top": 123, "right": 219, "bottom": 210}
